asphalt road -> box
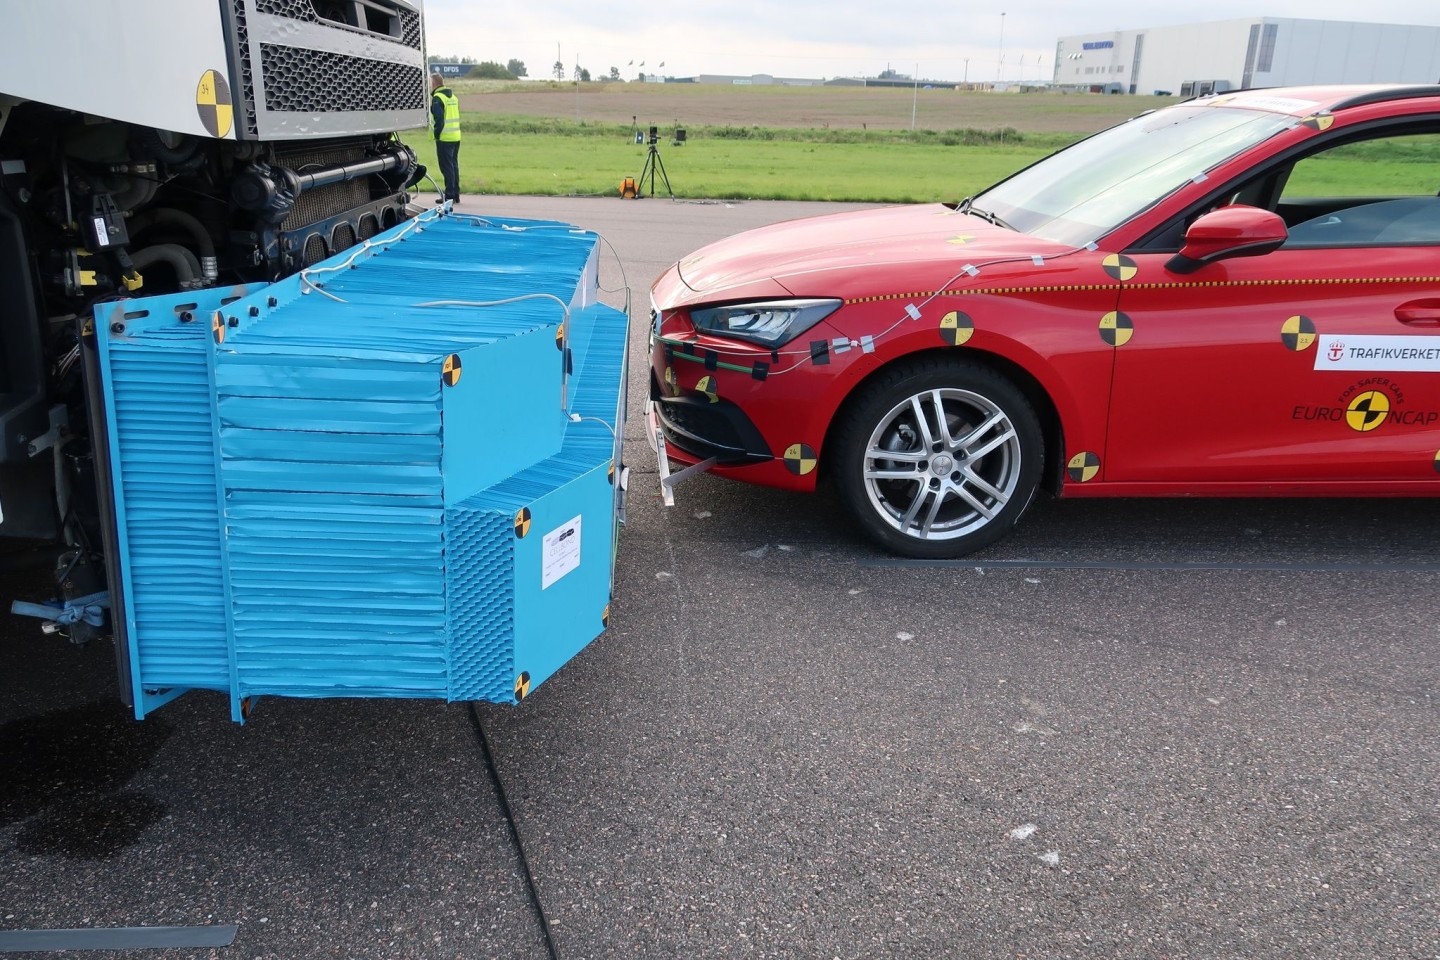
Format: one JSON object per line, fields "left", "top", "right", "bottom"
{"left": 1, "top": 194, "right": 1436, "bottom": 960}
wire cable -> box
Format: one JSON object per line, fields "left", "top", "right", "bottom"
{"left": 447, "top": 216, "right": 632, "bottom": 300}
{"left": 468, "top": 702, "right": 561, "bottom": 960}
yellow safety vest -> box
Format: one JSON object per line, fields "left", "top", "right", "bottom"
{"left": 433, "top": 89, "right": 461, "bottom": 142}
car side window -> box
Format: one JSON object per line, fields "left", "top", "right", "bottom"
{"left": 1280, "top": 130, "right": 1440, "bottom": 247}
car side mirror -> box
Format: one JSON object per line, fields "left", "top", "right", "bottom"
{"left": 1166, "top": 205, "right": 1288, "bottom": 274}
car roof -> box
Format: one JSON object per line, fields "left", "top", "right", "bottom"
{"left": 1188, "top": 84, "right": 1440, "bottom": 118}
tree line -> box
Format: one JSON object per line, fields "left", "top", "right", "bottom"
{"left": 427, "top": 55, "right": 633, "bottom": 83}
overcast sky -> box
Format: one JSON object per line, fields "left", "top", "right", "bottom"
{"left": 421, "top": 1, "right": 1440, "bottom": 83}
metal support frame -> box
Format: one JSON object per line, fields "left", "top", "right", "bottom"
{"left": 645, "top": 400, "right": 714, "bottom": 506}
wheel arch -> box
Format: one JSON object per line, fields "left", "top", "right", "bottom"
{"left": 819, "top": 346, "right": 1067, "bottom": 494}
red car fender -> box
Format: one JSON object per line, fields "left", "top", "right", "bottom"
{"left": 804, "top": 291, "right": 1117, "bottom": 487}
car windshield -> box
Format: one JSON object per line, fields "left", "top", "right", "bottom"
{"left": 970, "top": 105, "right": 1298, "bottom": 246}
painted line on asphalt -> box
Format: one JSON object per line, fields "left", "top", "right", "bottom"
{"left": 0, "top": 925, "right": 239, "bottom": 953}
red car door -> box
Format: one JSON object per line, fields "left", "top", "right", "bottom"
{"left": 1105, "top": 118, "right": 1440, "bottom": 491}
{"left": 1107, "top": 242, "right": 1440, "bottom": 488}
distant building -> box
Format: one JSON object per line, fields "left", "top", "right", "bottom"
{"left": 1055, "top": 17, "right": 1440, "bottom": 96}
{"left": 689, "top": 74, "right": 958, "bottom": 89}
{"left": 829, "top": 77, "right": 961, "bottom": 90}
{"left": 692, "top": 74, "right": 825, "bottom": 87}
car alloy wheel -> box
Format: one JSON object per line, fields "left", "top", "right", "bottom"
{"left": 834, "top": 358, "right": 1043, "bottom": 558}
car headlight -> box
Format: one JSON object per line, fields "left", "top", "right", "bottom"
{"left": 689, "top": 299, "right": 842, "bottom": 347}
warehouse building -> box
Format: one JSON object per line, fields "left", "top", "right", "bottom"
{"left": 1055, "top": 17, "right": 1440, "bottom": 96}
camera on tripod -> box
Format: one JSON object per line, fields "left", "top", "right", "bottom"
{"left": 621, "top": 119, "right": 676, "bottom": 199}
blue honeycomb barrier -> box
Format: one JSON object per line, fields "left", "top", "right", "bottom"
{"left": 96, "top": 210, "right": 628, "bottom": 719}
{"left": 95, "top": 285, "right": 266, "bottom": 718}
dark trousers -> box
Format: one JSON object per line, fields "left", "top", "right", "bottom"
{"left": 436, "top": 139, "right": 461, "bottom": 200}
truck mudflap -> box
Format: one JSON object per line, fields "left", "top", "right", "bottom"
{"left": 94, "top": 209, "right": 629, "bottom": 720}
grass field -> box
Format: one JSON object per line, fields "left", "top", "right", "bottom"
{"left": 400, "top": 81, "right": 1158, "bottom": 202}
{"left": 403, "top": 129, "right": 1053, "bottom": 202}
{"left": 457, "top": 81, "right": 1170, "bottom": 134}
{"left": 405, "top": 82, "right": 1440, "bottom": 202}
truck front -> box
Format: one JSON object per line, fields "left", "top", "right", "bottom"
{"left": 0, "top": 0, "right": 428, "bottom": 681}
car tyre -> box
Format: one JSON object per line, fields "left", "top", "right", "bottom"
{"left": 832, "top": 357, "right": 1043, "bottom": 558}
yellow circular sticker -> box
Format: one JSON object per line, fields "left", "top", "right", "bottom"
{"left": 783, "top": 443, "right": 818, "bottom": 476}
{"left": 1102, "top": 254, "right": 1138, "bottom": 282}
{"left": 442, "top": 354, "right": 462, "bottom": 386}
{"left": 1281, "top": 315, "right": 1316, "bottom": 352}
{"left": 1099, "top": 312, "right": 1134, "bottom": 347}
{"left": 1067, "top": 451, "right": 1100, "bottom": 483}
{"left": 1346, "top": 391, "right": 1389, "bottom": 432}
{"left": 940, "top": 312, "right": 975, "bottom": 347}
{"left": 196, "top": 69, "right": 234, "bottom": 139}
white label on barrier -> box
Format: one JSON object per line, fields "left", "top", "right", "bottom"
{"left": 542, "top": 515, "right": 582, "bottom": 589}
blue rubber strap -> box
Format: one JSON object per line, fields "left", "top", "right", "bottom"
{"left": 9, "top": 590, "right": 110, "bottom": 627}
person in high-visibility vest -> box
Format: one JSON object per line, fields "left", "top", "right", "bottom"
{"left": 430, "top": 73, "right": 462, "bottom": 204}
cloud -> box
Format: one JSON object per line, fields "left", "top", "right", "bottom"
{"left": 421, "top": 0, "right": 1440, "bottom": 81}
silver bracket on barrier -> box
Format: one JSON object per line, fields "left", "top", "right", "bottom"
{"left": 644, "top": 400, "right": 716, "bottom": 507}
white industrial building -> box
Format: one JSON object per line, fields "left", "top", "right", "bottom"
{"left": 1054, "top": 17, "right": 1440, "bottom": 96}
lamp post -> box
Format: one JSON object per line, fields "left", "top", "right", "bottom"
{"left": 996, "top": 12, "right": 1006, "bottom": 84}
{"left": 911, "top": 61, "right": 918, "bottom": 130}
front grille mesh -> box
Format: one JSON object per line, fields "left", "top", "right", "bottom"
{"left": 260, "top": 44, "right": 426, "bottom": 113}
{"left": 331, "top": 222, "right": 356, "bottom": 253}
{"left": 302, "top": 235, "right": 327, "bottom": 266}
{"left": 277, "top": 142, "right": 377, "bottom": 231}
{"left": 253, "top": 0, "right": 422, "bottom": 50}
{"left": 232, "top": 1, "right": 259, "bottom": 136}
{"left": 399, "top": 9, "right": 421, "bottom": 47}
{"left": 281, "top": 181, "right": 370, "bottom": 232}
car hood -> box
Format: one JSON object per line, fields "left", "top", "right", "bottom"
{"left": 664, "top": 203, "right": 1078, "bottom": 304}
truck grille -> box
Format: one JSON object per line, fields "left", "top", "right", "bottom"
{"left": 252, "top": 0, "right": 423, "bottom": 50}
{"left": 232, "top": 1, "right": 259, "bottom": 136}
{"left": 224, "top": 0, "right": 427, "bottom": 139}
{"left": 260, "top": 44, "right": 426, "bottom": 113}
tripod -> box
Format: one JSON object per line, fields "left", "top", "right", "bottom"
{"left": 637, "top": 140, "right": 674, "bottom": 199}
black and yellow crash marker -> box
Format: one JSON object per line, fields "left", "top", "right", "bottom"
{"left": 1067, "top": 451, "right": 1101, "bottom": 483}
{"left": 196, "top": 69, "right": 234, "bottom": 139}
{"left": 1099, "top": 311, "right": 1134, "bottom": 347}
{"left": 940, "top": 311, "right": 975, "bottom": 346}
{"left": 1281, "top": 315, "right": 1317, "bottom": 351}
{"left": 442, "top": 354, "right": 462, "bottom": 386}
{"left": 783, "top": 443, "right": 818, "bottom": 476}
{"left": 1346, "top": 391, "right": 1389, "bottom": 432}
{"left": 1102, "top": 254, "right": 1138, "bottom": 282}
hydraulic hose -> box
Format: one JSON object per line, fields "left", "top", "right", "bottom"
{"left": 129, "top": 208, "right": 218, "bottom": 281}
{"left": 128, "top": 243, "right": 200, "bottom": 287}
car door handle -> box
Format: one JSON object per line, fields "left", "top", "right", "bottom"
{"left": 1395, "top": 300, "right": 1440, "bottom": 325}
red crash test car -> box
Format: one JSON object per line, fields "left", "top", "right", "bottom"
{"left": 647, "top": 85, "right": 1440, "bottom": 558}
